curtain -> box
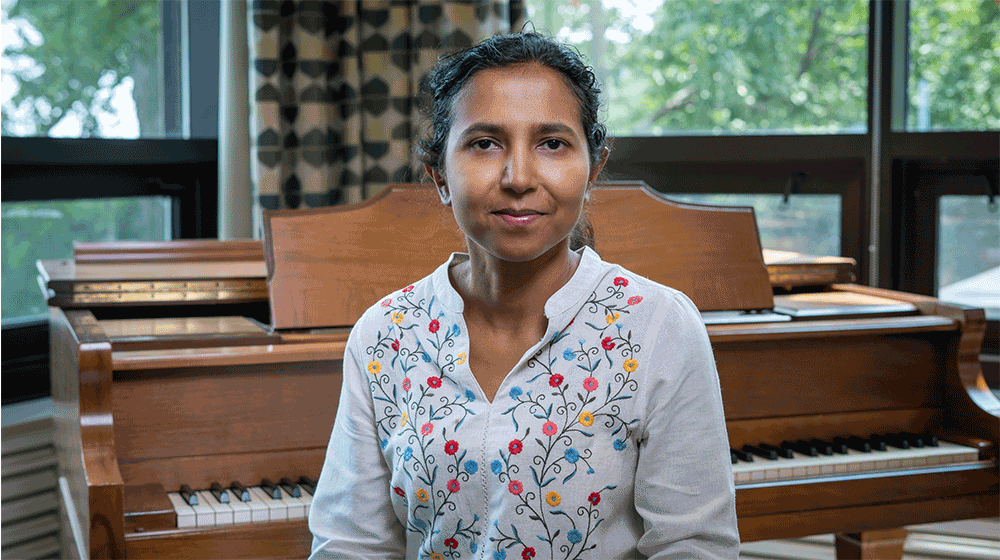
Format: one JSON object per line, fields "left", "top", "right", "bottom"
{"left": 248, "top": 0, "right": 515, "bottom": 216}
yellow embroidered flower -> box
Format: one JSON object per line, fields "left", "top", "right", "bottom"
{"left": 579, "top": 411, "right": 595, "bottom": 427}
{"left": 415, "top": 488, "right": 429, "bottom": 502}
{"left": 400, "top": 413, "right": 408, "bottom": 427}
{"left": 606, "top": 312, "right": 620, "bottom": 324}
{"left": 623, "top": 358, "right": 638, "bottom": 372}
{"left": 456, "top": 352, "right": 467, "bottom": 365}
{"left": 367, "top": 361, "right": 381, "bottom": 375}
{"left": 429, "top": 554, "right": 443, "bottom": 560}
{"left": 546, "top": 490, "right": 561, "bottom": 506}
{"left": 391, "top": 311, "right": 404, "bottom": 324}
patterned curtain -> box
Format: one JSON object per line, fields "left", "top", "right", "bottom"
{"left": 248, "top": 0, "right": 516, "bottom": 212}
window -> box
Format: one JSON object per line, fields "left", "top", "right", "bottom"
{"left": 905, "top": 0, "right": 1000, "bottom": 131}
{"left": 937, "top": 195, "right": 1000, "bottom": 318}
{"left": 1, "top": 197, "right": 171, "bottom": 319}
{"left": 523, "top": 0, "right": 869, "bottom": 136}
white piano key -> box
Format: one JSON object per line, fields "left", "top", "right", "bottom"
{"left": 197, "top": 491, "right": 234, "bottom": 525}
{"left": 242, "top": 489, "right": 270, "bottom": 523}
{"left": 187, "top": 492, "right": 215, "bottom": 527}
{"left": 732, "top": 441, "right": 980, "bottom": 485}
{"left": 299, "top": 486, "right": 313, "bottom": 517}
{"left": 249, "top": 486, "right": 288, "bottom": 521}
{"left": 167, "top": 492, "right": 197, "bottom": 528}
{"left": 227, "top": 493, "right": 253, "bottom": 524}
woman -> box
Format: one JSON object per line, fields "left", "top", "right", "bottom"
{"left": 309, "top": 33, "right": 739, "bottom": 559}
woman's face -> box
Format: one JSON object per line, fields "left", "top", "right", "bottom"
{"left": 427, "top": 63, "right": 605, "bottom": 264}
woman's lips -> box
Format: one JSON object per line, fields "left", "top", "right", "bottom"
{"left": 494, "top": 210, "right": 542, "bottom": 226}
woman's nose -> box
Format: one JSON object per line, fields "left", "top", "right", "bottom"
{"left": 501, "top": 146, "right": 534, "bottom": 192}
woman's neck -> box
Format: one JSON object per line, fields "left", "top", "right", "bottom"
{"left": 451, "top": 241, "right": 581, "bottom": 333}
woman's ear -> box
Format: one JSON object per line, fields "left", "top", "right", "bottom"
{"left": 588, "top": 147, "right": 610, "bottom": 186}
{"left": 425, "top": 163, "right": 451, "bottom": 205}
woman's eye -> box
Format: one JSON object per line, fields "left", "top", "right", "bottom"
{"left": 543, "top": 139, "right": 565, "bottom": 150}
{"left": 473, "top": 139, "right": 495, "bottom": 150}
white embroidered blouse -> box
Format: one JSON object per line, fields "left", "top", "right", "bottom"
{"left": 308, "top": 247, "right": 739, "bottom": 559}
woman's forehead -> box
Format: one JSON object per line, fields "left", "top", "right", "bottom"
{"left": 450, "top": 63, "right": 584, "bottom": 133}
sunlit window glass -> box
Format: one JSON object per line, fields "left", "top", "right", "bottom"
{"left": 667, "top": 194, "right": 841, "bottom": 256}
{"left": 1, "top": 198, "right": 171, "bottom": 320}
{"left": 523, "top": 0, "right": 868, "bottom": 136}
{"left": 937, "top": 195, "right": 1000, "bottom": 318}
{"left": 907, "top": 0, "right": 1000, "bottom": 132}
{"left": 1, "top": 0, "right": 162, "bottom": 138}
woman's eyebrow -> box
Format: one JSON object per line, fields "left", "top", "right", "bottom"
{"left": 457, "top": 122, "right": 578, "bottom": 139}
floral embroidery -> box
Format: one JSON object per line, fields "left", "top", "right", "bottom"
{"left": 394, "top": 486, "right": 406, "bottom": 497}
{"left": 613, "top": 276, "right": 628, "bottom": 287}
{"left": 457, "top": 352, "right": 467, "bottom": 365}
{"left": 508, "top": 480, "right": 523, "bottom": 495}
{"left": 605, "top": 312, "right": 620, "bottom": 324}
{"left": 509, "top": 439, "right": 523, "bottom": 454}
{"left": 521, "top": 547, "right": 536, "bottom": 559}
{"left": 392, "top": 311, "right": 404, "bottom": 324}
{"left": 627, "top": 295, "right": 642, "bottom": 306}
{"left": 583, "top": 376, "right": 599, "bottom": 392}
{"left": 427, "top": 376, "right": 442, "bottom": 388}
{"left": 416, "top": 488, "right": 429, "bottom": 502}
{"left": 579, "top": 411, "right": 594, "bottom": 426}
{"left": 623, "top": 358, "right": 638, "bottom": 372}
{"left": 445, "top": 538, "right": 459, "bottom": 549}
{"left": 445, "top": 440, "right": 459, "bottom": 455}
{"left": 545, "top": 490, "right": 561, "bottom": 506}
{"left": 549, "top": 373, "right": 564, "bottom": 387}
{"left": 381, "top": 298, "right": 393, "bottom": 307}
{"left": 542, "top": 421, "right": 558, "bottom": 436}
{"left": 402, "top": 285, "right": 414, "bottom": 293}
{"left": 447, "top": 479, "right": 461, "bottom": 493}
{"left": 429, "top": 319, "right": 440, "bottom": 333}
{"left": 367, "top": 361, "right": 381, "bottom": 375}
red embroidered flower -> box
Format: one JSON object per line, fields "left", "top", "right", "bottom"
{"left": 444, "top": 538, "right": 458, "bottom": 549}
{"left": 427, "top": 376, "right": 442, "bottom": 388}
{"left": 402, "top": 377, "right": 411, "bottom": 391}
{"left": 429, "top": 319, "right": 440, "bottom": 333}
{"left": 445, "top": 440, "right": 459, "bottom": 455}
{"left": 391, "top": 339, "right": 399, "bottom": 351}
{"left": 508, "top": 480, "right": 523, "bottom": 495}
{"left": 568, "top": 319, "right": 574, "bottom": 326}
{"left": 380, "top": 298, "right": 392, "bottom": 307}
{"left": 447, "top": 478, "right": 460, "bottom": 493}
{"left": 588, "top": 491, "right": 601, "bottom": 505}
{"left": 522, "top": 547, "right": 536, "bottom": 559}
{"left": 628, "top": 295, "right": 643, "bottom": 305}
{"left": 613, "top": 276, "right": 628, "bottom": 287}
{"left": 393, "top": 486, "right": 405, "bottom": 497}
{"left": 402, "top": 285, "right": 414, "bottom": 293}
{"left": 421, "top": 422, "right": 434, "bottom": 436}
{"left": 542, "top": 421, "right": 558, "bottom": 436}
{"left": 602, "top": 336, "right": 616, "bottom": 350}
{"left": 583, "top": 376, "right": 599, "bottom": 392}
{"left": 508, "top": 439, "right": 523, "bottom": 454}
{"left": 549, "top": 374, "right": 564, "bottom": 387}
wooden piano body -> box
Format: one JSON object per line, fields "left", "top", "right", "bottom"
{"left": 43, "top": 183, "right": 998, "bottom": 559}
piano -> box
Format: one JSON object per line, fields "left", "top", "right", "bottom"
{"left": 42, "top": 183, "right": 998, "bottom": 559}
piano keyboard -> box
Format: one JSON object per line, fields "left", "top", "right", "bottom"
{"left": 167, "top": 478, "right": 315, "bottom": 528}
{"left": 732, "top": 434, "right": 982, "bottom": 487}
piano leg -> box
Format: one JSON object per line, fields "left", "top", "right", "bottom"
{"left": 834, "top": 528, "right": 907, "bottom": 559}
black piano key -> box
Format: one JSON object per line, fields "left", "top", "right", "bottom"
{"left": 808, "top": 438, "right": 836, "bottom": 455}
{"left": 210, "top": 482, "right": 230, "bottom": 504}
{"left": 260, "top": 478, "right": 282, "bottom": 499}
{"left": 731, "top": 448, "right": 754, "bottom": 462}
{"left": 842, "top": 436, "right": 872, "bottom": 453}
{"left": 867, "top": 435, "right": 888, "bottom": 451}
{"left": 230, "top": 481, "right": 251, "bottom": 502}
{"left": 781, "top": 440, "right": 817, "bottom": 457}
{"left": 885, "top": 433, "right": 910, "bottom": 450}
{"left": 280, "top": 477, "right": 302, "bottom": 498}
{"left": 742, "top": 444, "right": 778, "bottom": 460}
{"left": 179, "top": 484, "right": 198, "bottom": 506}
{"left": 298, "top": 476, "right": 317, "bottom": 495}
{"left": 759, "top": 442, "right": 795, "bottom": 459}
{"left": 731, "top": 450, "right": 738, "bottom": 464}
{"left": 903, "top": 432, "right": 936, "bottom": 447}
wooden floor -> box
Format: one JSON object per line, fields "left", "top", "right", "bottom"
{"left": 741, "top": 519, "right": 999, "bottom": 560}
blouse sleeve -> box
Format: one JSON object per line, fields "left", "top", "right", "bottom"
{"left": 308, "top": 327, "right": 407, "bottom": 559}
{"left": 633, "top": 291, "right": 740, "bottom": 559}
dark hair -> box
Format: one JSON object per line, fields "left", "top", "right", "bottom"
{"left": 417, "top": 32, "right": 607, "bottom": 250}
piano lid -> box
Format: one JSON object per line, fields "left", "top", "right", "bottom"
{"left": 263, "top": 182, "right": 775, "bottom": 330}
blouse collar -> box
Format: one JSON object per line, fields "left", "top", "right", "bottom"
{"left": 431, "top": 246, "right": 605, "bottom": 321}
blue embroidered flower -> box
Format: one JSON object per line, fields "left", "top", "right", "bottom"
{"left": 403, "top": 446, "right": 413, "bottom": 460}
{"left": 380, "top": 438, "right": 388, "bottom": 449}
{"left": 465, "top": 389, "right": 476, "bottom": 401}
{"left": 491, "top": 460, "right": 503, "bottom": 474}
{"left": 614, "top": 438, "right": 627, "bottom": 451}
{"left": 421, "top": 353, "right": 431, "bottom": 362}
{"left": 578, "top": 338, "right": 586, "bottom": 345}
{"left": 413, "top": 517, "right": 427, "bottom": 529}
{"left": 470, "top": 541, "right": 478, "bottom": 553}
{"left": 563, "top": 348, "right": 576, "bottom": 360}
{"left": 494, "top": 550, "right": 506, "bottom": 560}
{"left": 509, "top": 386, "right": 522, "bottom": 399}
{"left": 567, "top": 529, "right": 582, "bottom": 543}
{"left": 465, "top": 460, "right": 479, "bottom": 474}
{"left": 564, "top": 448, "right": 579, "bottom": 463}
{"left": 451, "top": 324, "right": 461, "bottom": 337}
